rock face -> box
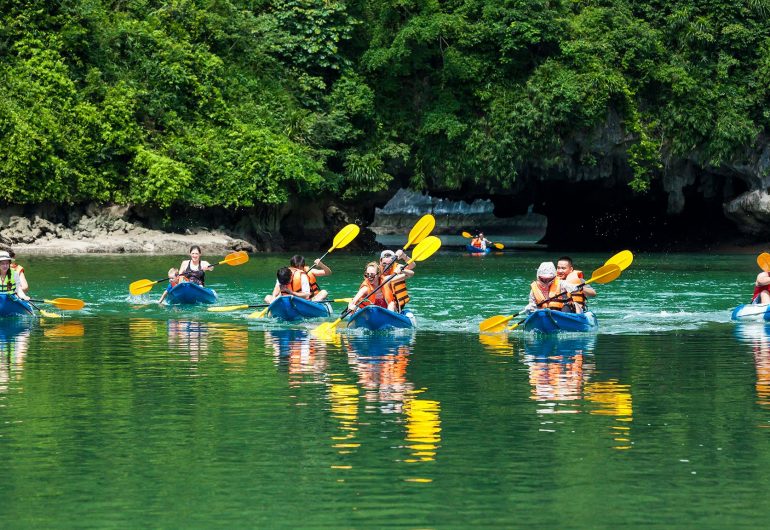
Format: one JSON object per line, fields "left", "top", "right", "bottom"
{"left": 370, "top": 189, "right": 547, "bottom": 243}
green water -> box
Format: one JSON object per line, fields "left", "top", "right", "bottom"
{"left": 1, "top": 252, "right": 769, "bottom": 527}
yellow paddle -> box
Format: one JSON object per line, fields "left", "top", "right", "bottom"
{"left": 29, "top": 297, "right": 86, "bottom": 310}
{"left": 312, "top": 235, "right": 442, "bottom": 337}
{"left": 461, "top": 231, "right": 504, "bottom": 249}
{"left": 129, "top": 251, "right": 249, "bottom": 295}
{"left": 479, "top": 263, "right": 623, "bottom": 332}
{"left": 758, "top": 252, "right": 770, "bottom": 272}
{"left": 27, "top": 300, "right": 62, "bottom": 319}
{"left": 249, "top": 225, "right": 361, "bottom": 319}
{"left": 209, "top": 298, "right": 352, "bottom": 313}
{"left": 605, "top": 250, "right": 634, "bottom": 271}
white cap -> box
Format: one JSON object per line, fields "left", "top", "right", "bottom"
{"left": 0, "top": 251, "right": 14, "bottom": 263}
{"left": 537, "top": 261, "right": 556, "bottom": 279}
{"left": 380, "top": 250, "right": 395, "bottom": 259}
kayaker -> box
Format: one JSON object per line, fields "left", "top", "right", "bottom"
{"left": 179, "top": 245, "right": 213, "bottom": 286}
{"left": 0, "top": 251, "right": 30, "bottom": 301}
{"left": 379, "top": 249, "right": 414, "bottom": 312}
{"left": 289, "top": 255, "right": 331, "bottom": 302}
{"left": 157, "top": 268, "right": 181, "bottom": 304}
{"left": 264, "top": 267, "right": 303, "bottom": 304}
{"left": 6, "top": 249, "right": 29, "bottom": 294}
{"left": 348, "top": 262, "right": 388, "bottom": 311}
{"left": 524, "top": 262, "right": 569, "bottom": 313}
{"left": 754, "top": 270, "right": 770, "bottom": 303}
{"left": 556, "top": 256, "right": 596, "bottom": 314}
{"left": 471, "top": 232, "right": 491, "bottom": 251}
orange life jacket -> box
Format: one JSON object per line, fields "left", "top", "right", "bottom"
{"left": 358, "top": 278, "right": 387, "bottom": 308}
{"left": 10, "top": 263, "right": 24, "bottom": 275}
{"left": 290, "top": 267, "right": 320, "bottom": 296}
{"left": 381, "top": 263, "right": 410, "bottom": 310}
{"left": 530, "top": 278, "right": 564, "bottom": 309}
{"left": 471, "top": 237, "right": 482, "bottom": 248}
{"left": 565, "top": 270, "right": 585, "bottom": 307}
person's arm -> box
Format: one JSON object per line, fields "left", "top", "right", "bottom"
{"left": 179, "top": 260, "right": 189, "bottom": 277}
{"left": 202, "top": 260, "right": 214, "bottom": 272}
{"left": 348, "top": 287, "right": 369, "bottom": 311}
{"left": 310, "top": 259, "right": 331, "bottom": 277}
{"left": 293, "top": 275, "right": 311, "bottom": 299}
{"left": 158, "top": 291, "right": 167, "bottom": 304}
{"left": 582, "top": 285, "right": 597, "bottom": 297}
{"left": 757, "top": 272, "right": 770, "bottom": 286}
{"left": 15, "top": 283, "right": 29, "bottom": 300}
{"left": 394, "top": 251, "right": 415, "bottom": 276}
{"left": 16, "top": 270, "right": 29, "bottom": 293}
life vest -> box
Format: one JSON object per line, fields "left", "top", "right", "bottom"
{"left": 182, "top": 261, "right": 205, "bottom": 285}
{"left": 471, "top": 237, "right": 482, "bottom": 248}
{"left": 290, "top": 267, "right": 318, "bottom": 296}
{"left": 10, "top": 263, "right": 24, "bottom": 275}
{"left": 381, "top": 263, "right": 410, "bottom": 310}
{"left": 358, "top": 278, "right": 387, "bottom": 308}
{"left": 530, "top": 278, "right": 564, "bottom": 309}
{"left": 565, "top": 270, "right": 586, "bottom": 308}
{"left": 0, "top": 269, "right": 18, "bottom": 293}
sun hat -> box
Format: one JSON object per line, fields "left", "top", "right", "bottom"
{"left": 537, "top": 261, "right": 556, "bottom": 279}
{"left": 380, "top": 250, "right": 396, "bottom": 259}
{"left": 0, "top": 251, "right": 14, "bottom": 262}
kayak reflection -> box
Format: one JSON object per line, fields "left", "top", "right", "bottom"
{"left": 0, "top": 319, "right": 32, "bottom": 394}
{"left": 264, "top": 329, "right": 330, "bottom": 384}
{"left": 735, "top": 323, "right": 770, "bottom": 411}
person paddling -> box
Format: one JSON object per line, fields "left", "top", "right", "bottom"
{"left": 754, "top": 268, "right": 770, "bottom": 304}
{"left": 157, "top": 268, "right": 181, "bottom": 304}
{"left": 471, "top": 232, "right": 491, "bottom": 251}
{"left": 290, "top": 255, "right": 331, "bottom": 302}
{"left": 556, "top": 256, "right": 596, "bottom": 314}
{"left": 348, "top": 262, "right": 388, "bottom": 311}
{"left": 179, "top": 245, "right": 213, "bottom": 286}
{"left": 7, "top": 249, "right": 29, "bottom": 294}
{"left": 0, "top": 251, "right": 30, "bottom": 301}
{"left": 379, "top": 249, "right": 414, "bottom": 312}
{"left": 524, "top": 262, "right": 569, "bottom": 313}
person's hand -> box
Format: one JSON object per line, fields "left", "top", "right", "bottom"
{"left": 313, "top": 258, "right": 321, "bottom": 267}
{"left": 522, "top": 303, "right": 536, "bottom": 314}
{"left": 395, "top": 249, "right": 405, "bottom": 260}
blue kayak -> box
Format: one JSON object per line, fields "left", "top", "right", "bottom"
{"left": 268, "top": 296, "right": 332, "bottom": 321}
{"left": 466, "top": 244, "right": 491, "bottom": 254}
{"left": 522, "top": 309, "right": 597, "bottom": 333}
{"left": 165, "top": 282, "right": 218, "bottom": 305}
{"left": 0, "top": 294, "right": 35, "bottom": 317}
{"left": 731, "top": 303, "right": 770, "bottom": 321}
{"left": 346, "top": 305, "right": 416, "bottom": 331}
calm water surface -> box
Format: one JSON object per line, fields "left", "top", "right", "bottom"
{"left": 1, "top": 251, "right": 769, "bottom": 527}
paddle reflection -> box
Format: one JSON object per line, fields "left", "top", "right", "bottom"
{"left": 584, "top": 380, "right": 634, "bottom": 450}
{"left": 265, "top": 329, "right": 330, "bottom": 385}
{"left": 478, "top": 332, "right": 514, "bottom": 356}
{"left": 522, "top": 335, "right": 596, "bottom": 413}
{"left": 43, "top": 320, "right": 85, "bottom": 339}
{"left": 0, "top": 320, "right": 33, "bottom": 394}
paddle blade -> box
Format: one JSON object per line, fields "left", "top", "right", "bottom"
{"left": 479, "top": 314, "right": 514, "bottom": 332}
{"left": 758, "top": 252, "right": 770, "bottom": 272}
{"left": 586, "top": 263, "right": 622, "bottom": 285}
{"left": 329, "top": 224, "right": 360, "bottom": 252}
{"left": 332, "top": 298, "right": 352, "bottom": 303}
{"left": 247, "top": 307, "right": 270, "bottom": 319}
{"left": 46, "top": 298, "right": 85, "bottom": 310}
{"left": 461, "top": 231, "right": 473, "bottom": 239}
{"left": 129, "top": 279, "right": 157, "bottom": 295}
{"left": 409, "top": 235, "right": 442, "bottom": 263}
{"left": 220, "top": 251, "right": 249, "bottom": 266}
{"left": 208, "top": 305, "right": 249, "bottom": 312}
{"left": 311, "top": 318, "right": 343, "bottom": 338}
{"left": 405, "top": 214, "right": 436, "bottom": 249}
{"left": 493, "top": 243, "right": 504, "bottom": 250}
{"left": 39, "top": 309, "right": 62, "bottom": 319}
{"left": 605, "top": 250, "right": 634, "bottom": 272}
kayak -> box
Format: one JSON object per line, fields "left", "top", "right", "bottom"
{"left": 466, "top": 244, "right": 491, "bottom": 254}
{"left": 346, "top": 305, "right": 416, "bottom": 331}
{"left": 522, "top": 309, "right": 597, "bottom": 333}
{"left": 0, "top": 293, "right": 35, "bottom": 317}
{"left": 731, "top": 303, "right": 770, "bottom": 321}
{"left": 165, "top": 282, "right": 218, "bottom": 305}
{"left": 268, "top": 295, "right": 332, "bottom": 321}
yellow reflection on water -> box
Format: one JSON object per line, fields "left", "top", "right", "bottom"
{"left": 585, "top": 379, "right": 633, "bottom": 450}
{"left": 478, "top": 333, "right": 513, "bottom": 356}
{"left": 329, "top": 382, "right": 360, "bottom": 454}
{"left": 404, "top": 396, "right": 441, "bottom": 463}
{"left": 43, "top": 321, "right": 85, "bottom": 338}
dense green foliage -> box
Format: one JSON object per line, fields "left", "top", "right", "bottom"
{"left": 1, "top": 0, "right": 768, "bottom": 207}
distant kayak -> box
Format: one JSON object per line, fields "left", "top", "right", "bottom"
{"left": 165, "top": 282, "right": 218, "bottom": 305}
{"left": 0, "top": 294, "right": 35, "bottom": 317}
{"left": 346, "top": 305, "right": 416, "bottom": 331}
{"left": 731, "top": 303, "right": 770, "bottom": 321}
{"left": 522, "top": 309, "right": 597, "bottom": 333}
{"left": 268, "top": 296, "right": 332, "bottom": 321}
{"left": 466, "top": 244, "right": 491, "bottom": 254}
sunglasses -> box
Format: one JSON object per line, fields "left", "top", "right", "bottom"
{"left": 364, "top": 273, "right": 376, "bottom": 278}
